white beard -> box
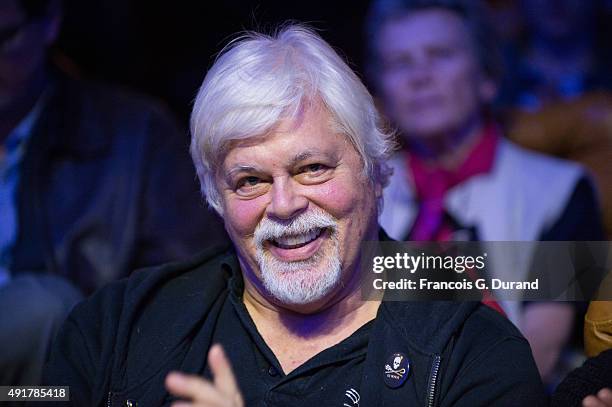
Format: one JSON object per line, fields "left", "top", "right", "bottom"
{"left": 254, "top": 208, "right": 341, "bottom": 305}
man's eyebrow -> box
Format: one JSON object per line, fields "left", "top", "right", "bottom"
{"left": 226, "top": 165, "right": 260, "bottom": 178}
{"left": 224, "top": 149, "right": 337, "bottom": 179}
{"left": 288, "top": 149, "right": 337, "bottom": 166}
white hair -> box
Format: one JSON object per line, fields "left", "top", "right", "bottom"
{"left": 190, "top": 24, "right": 395, "bottom": 215}
{"left": 254, "top": 207, "right": 341, "bottom": 305}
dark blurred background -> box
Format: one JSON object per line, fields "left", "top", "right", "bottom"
{"left": 55, "top": 0, "right": 373, "bottom": 123}
{"left": 55, "top": 0, "right": 612, "bottom": 123}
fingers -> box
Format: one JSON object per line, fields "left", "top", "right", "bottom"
{"left": 583, "top": 389, "right": 612, "bottom": 407}
{"left": 165, "top": 344, "right": 243, "bottom": 407}
{"left": 584, "top": 395, "right": 606, "bottom": 407}
{"left": 166, "top": 371, "right": 227, "bottom": 406}
{"left": 598, "top": 389, "right": 612, "bottom": 405}
{"left": 209, "top": 344, "right": 241, "bottom": 399}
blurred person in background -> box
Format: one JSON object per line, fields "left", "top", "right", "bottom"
{"left": 486, "top": 0, "right": 612, "bottom": 240}
{"left": 0, "top": 0, "right": 227, "bottom": 386}
{"left": 505, "top": 93, "right": 612, "bottom": 239}
{"left": 364, "top": 0, "right": 606, "bottom": 389}
{"left": 552, "top": 299, "right": 612, "bottom": 406}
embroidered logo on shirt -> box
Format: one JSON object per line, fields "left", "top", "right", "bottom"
{"left": 344, "top": 388, "right": 360, "bottom": 406}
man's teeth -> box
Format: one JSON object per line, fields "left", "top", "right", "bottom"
{"left": 272, "top": 228, "right": 323, "bottom": 249}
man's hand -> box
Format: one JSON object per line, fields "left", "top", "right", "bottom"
{"left": 583, "top": 388, "right": 612, "bottom": 407}
{"left": 165, "top": 344, "right": 244, "bottom": 407}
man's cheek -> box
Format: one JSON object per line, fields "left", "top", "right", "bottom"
{"left": 224, "top": 199, "right": 266, "bottom": 235}
{"left": 310, "top": 182, "right": 358, "bottom": 215}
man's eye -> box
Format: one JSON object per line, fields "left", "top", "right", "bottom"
{"left": 237, "top": 176, "right": 261, "bottom": 189}
{"left": 302, "top": 163, "right": 326, "bottom": 174}
{"left": 295, "top": 163, "right": 332, "bottom": 184}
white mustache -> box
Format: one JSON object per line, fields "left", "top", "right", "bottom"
{"left": 254, "top": 209, "right": 337, "bottom": 247}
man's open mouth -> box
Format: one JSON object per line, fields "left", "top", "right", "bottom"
{"left": 269, "top": 227, "right": 326, "bottom": 250}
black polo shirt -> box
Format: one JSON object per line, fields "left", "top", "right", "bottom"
{"left": 206, "top": 273, "right": 373, "bottom": 407}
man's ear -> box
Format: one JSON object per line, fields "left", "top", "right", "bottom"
{"left": 374, "top": 180, "right": 383, "bottom": 200}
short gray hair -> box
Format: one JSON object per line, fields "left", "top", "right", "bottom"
{"left": 364, "top": 0, "right": 502, "bottom": 89}
{"left": 190, "top": 24, "right": 395, "bottom": 214}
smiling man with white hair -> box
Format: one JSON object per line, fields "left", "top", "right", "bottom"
{"left": 42, "top": 24, "right": 546, "bottom": 406}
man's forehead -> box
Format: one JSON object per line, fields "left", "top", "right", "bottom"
{"left": 221, "top": 103, "right": 347, "bottom": 167}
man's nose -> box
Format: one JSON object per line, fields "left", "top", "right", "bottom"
{"left": 266, "top": 178, "right": 308, "bottom": 221}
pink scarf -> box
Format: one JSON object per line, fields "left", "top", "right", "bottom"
{"left": 406, "top": 123, "right": 504, "bottom": 315}
{"left": 407, "top": 122, "right": 499, "bottom": 242}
